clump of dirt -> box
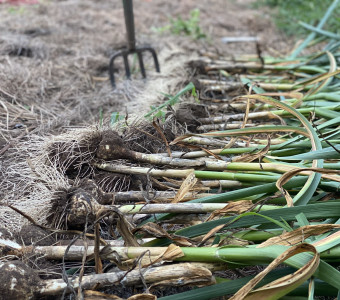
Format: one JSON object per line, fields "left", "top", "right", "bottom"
{"left": 64, "top": 188, "right": 98, "bottom": 228}
{"left": 16, "top": 225, "right": 55, "bottom": 247}
{"left": 0, "top": 227, "right": 14, "bottom": 240}
{"left": 0, "top": 260, "right": 40, "bottom": 300}
{"left": 175, "top": 103, "right": 210, "bottom": 131}
{"left": 0, "top": 227, "right": 19, "bottom": 257}
{"left": 96, "top": 130, "right": 127, "bottom": 160}
{"left": 46, "top": 184, "right": 97, "bottom": 229}
{"left": 118, "top": 115, "right": 186, "bottom": 154}
{"left": 78, "top": 178, "right": 116, "bottom": 204}
{"left": 46, "top": 177, "right": 131, "bottom": 228}
{"left": 96, "top": 128, "right": 182, "bottom": 160}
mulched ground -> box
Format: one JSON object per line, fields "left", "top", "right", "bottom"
{"left": 0, "top": 1, "right": 294, "bottom": 299}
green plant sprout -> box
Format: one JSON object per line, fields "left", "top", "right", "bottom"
{"left": 144, "top": 82, "right": 198, "bottom": 121}
{"left": 153, "top": 8, "right": 206, "bottom": 40}
{"left": 99, "top": 107, "right": 103, "bottom": 128}
{"left": 110, "top": 112, "right": 125, "bottom": 126}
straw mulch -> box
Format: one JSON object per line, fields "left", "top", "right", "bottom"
{"left": 0, "top": 0, "right": 292, "bottom": 298}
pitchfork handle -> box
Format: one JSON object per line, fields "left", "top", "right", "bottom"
{"left": 123, "top": 0, "right": 136, "bottom": 51}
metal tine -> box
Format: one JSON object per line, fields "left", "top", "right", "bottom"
{"left": 109, "top": 48, "right": 160, "bottom": 88}
{"left": 123, "top": 52, "right": 131, "bottom": 79}
{"left": 143, "top": 47, "right": 160, "bottom": 73}
{"left": 136, "top": 51, "right": 146, "bottom": 78}
{"left": 109, "top": 50, "right": 125, "bottom": 88}
{"left": 108, "top": 0, "right": 160, "bottom": 88}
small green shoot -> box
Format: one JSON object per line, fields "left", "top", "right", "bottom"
{"left": 144, "top": 82, "right": 196, "bottom": 119}
{"left": 8, "top": 6, "right": 26, "bottom": 14}
{"left": 110, "top": 112, "right": 125, "bottom": 126}
{"left": 153, "top": 8, "right": 206, "bottom": 40}
{"left": 191, "top": 85, "right": 199, "bottom": 102}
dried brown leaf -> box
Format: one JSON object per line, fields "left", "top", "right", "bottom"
{"left": 199, "top": 146, "right": 224, "bottom": 160}
{"left": 133, "top": 223, "right": 193, "bottom": 246}
{"left": 258, "top": 224, "right": 340, "bottom": 248}
{"left": 232, "top": 136, "right": 270, "bottom": 162}
{"left": 115, "top": 212, "right": 139, "bottom": 247}
{"left": 84, "top": 290, "right": 123, "bottom": 299}
{"left": 171, "top": 236, "right": 193, "bottom": 247}
{"left": 94, "top": 223, "right": 103, "bottom": 274}
{"left": 172, "top": 171, "right": 197, "bottom": 203}
{"left": 230, "top": 243, "right": 320, "bottom": 300}
{"left": 153, "top": 118, "right": 171, "bottom": 158}
{"left": 200, "top": 224, "right": 225, "bottom": 244}
{"left": 206, "top": 200, "right": 254, "bottom": 221}
{"left": 133, "top": 223, "right": 172, "bottom": 239}
{"left": 127, "top": 294, "right": 157, "bottom": 300}
{"left": 277, "top": 167, "right": 340, "bottom": 206}
{"left": 260, "top": 92, "right": 304, "bottom": 108}
{"left": 170, "top": 134, "right": 194, "bottom": 145}
{"left": 218, "top": 236, "right": 249, "bottom": 247}
{"left": 155, "top": 243, "right": 185, "bottom": 263}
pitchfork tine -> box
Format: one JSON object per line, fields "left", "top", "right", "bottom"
{"left": 136, "top": 51, "right": 146, "bottom": 78}
{"left": 109, "top": 0, "right": 160, "bottom": 88}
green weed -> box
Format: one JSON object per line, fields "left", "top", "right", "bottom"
{"left": 8, "top": 6, "right": 26, "bottom": 14}
{"left": 110, "top": 112, "right": 125, "bottom": 126}
{"left": 144, "top": 82, "right": 198, "bottom": 121}
{"left": 254, "top": 0, "right": 340, "bottom": 36}
{"left": 153, "top": 8, "right": 206, "bottom": 40}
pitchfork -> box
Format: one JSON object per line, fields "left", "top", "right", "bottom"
{"left": 109, "top": 0, "right": 160, "bottom": 87}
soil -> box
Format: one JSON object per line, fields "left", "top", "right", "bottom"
{"left": 0, "top": 0, "right": 293, "bottom": 299}
{"left": 0, "top": 260, "right": 41, "bottom": 299}
{"left": 0, "top": 0, "right": 290, "bottom": 143}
